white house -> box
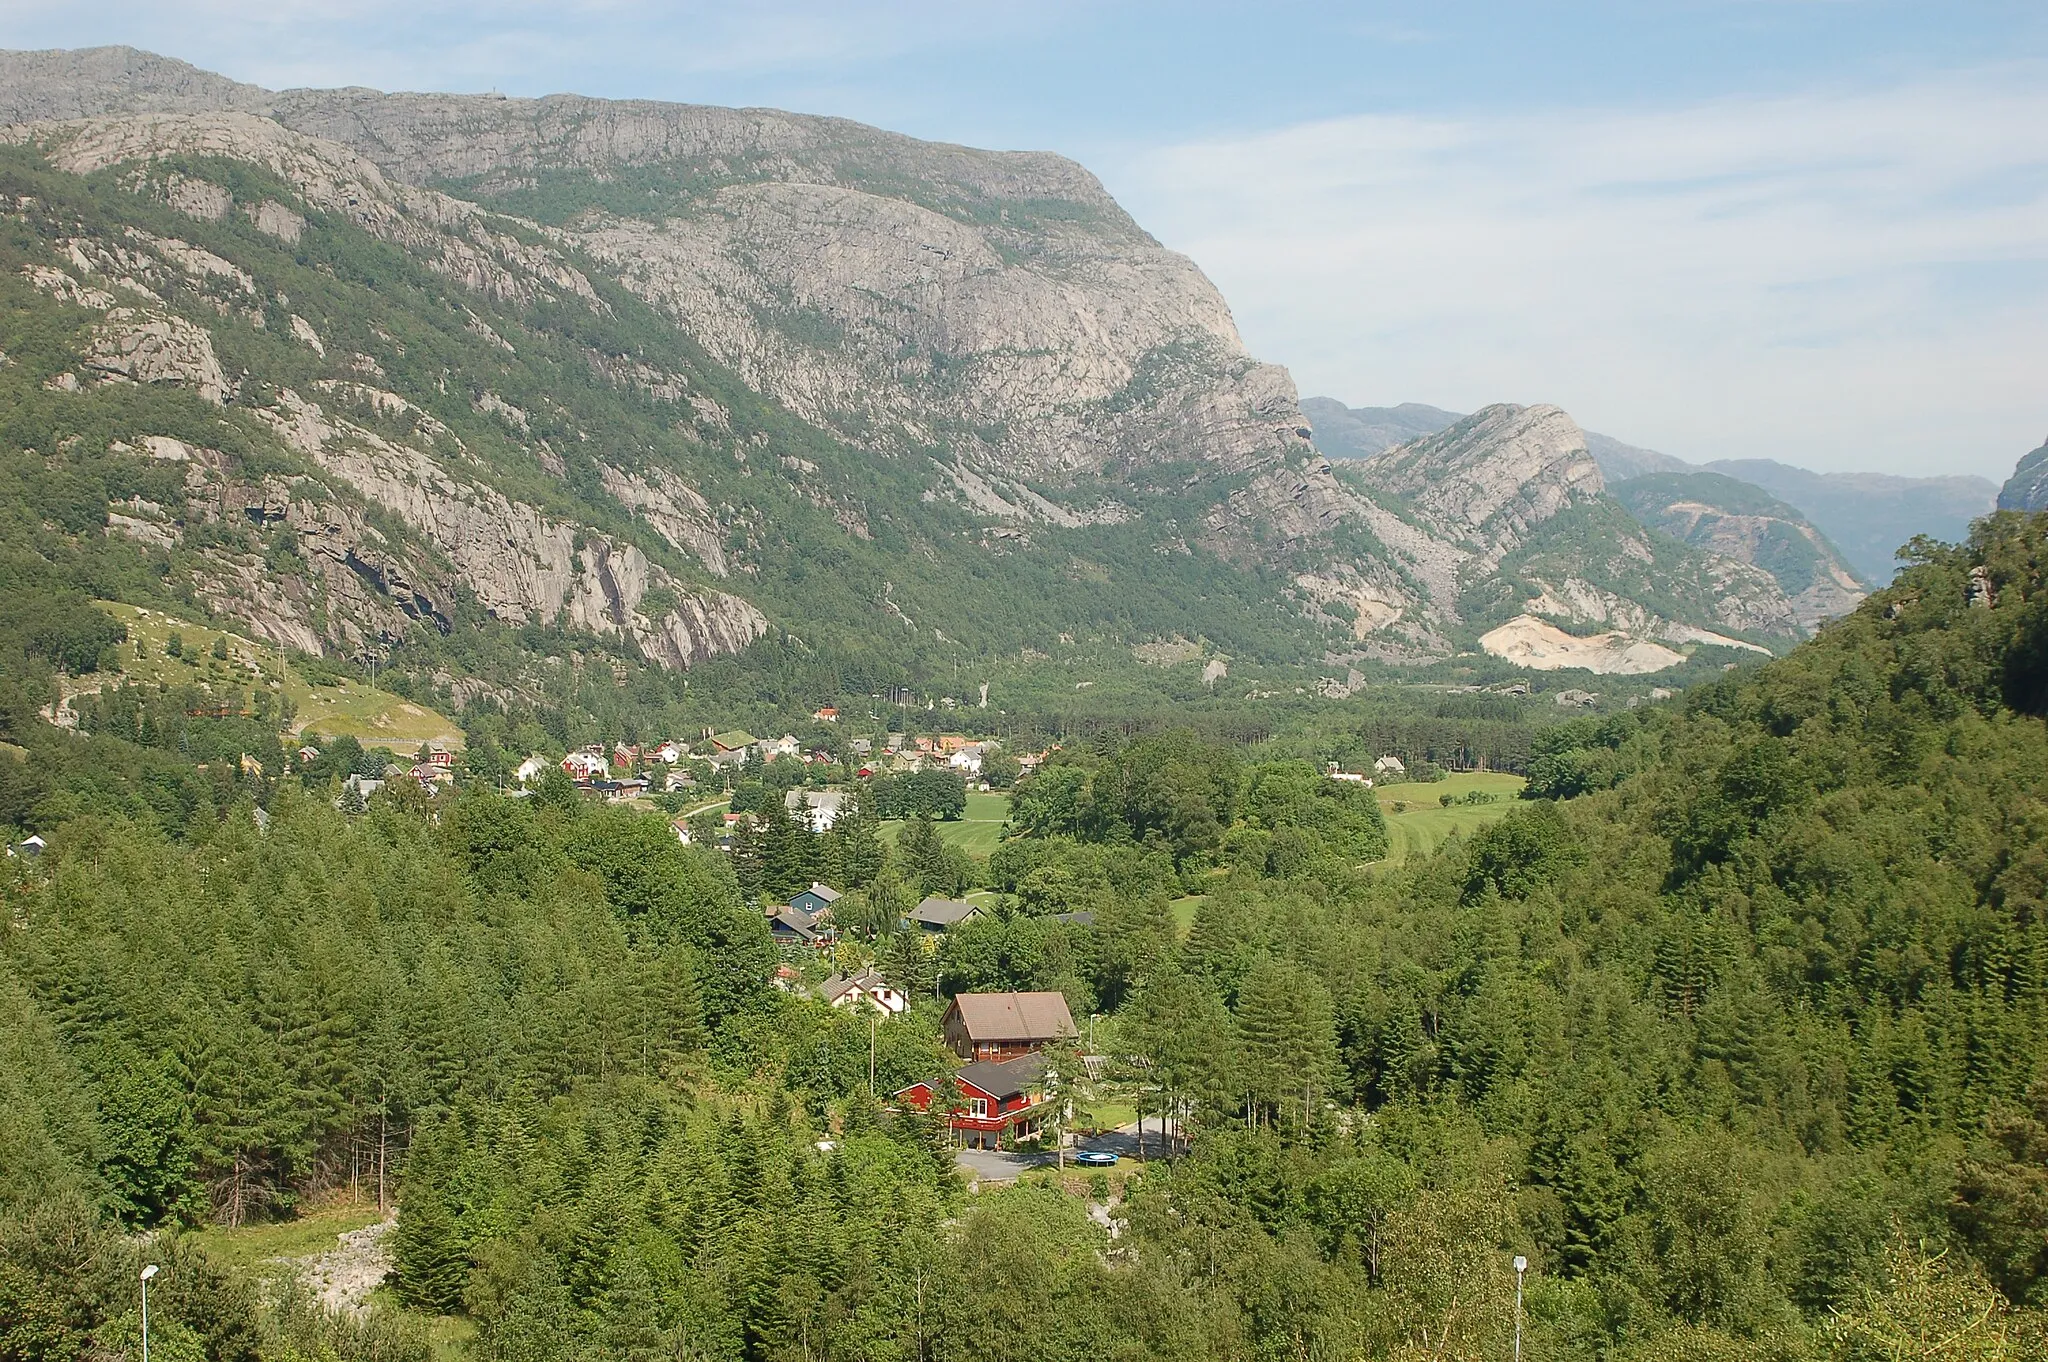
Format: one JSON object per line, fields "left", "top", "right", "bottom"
{"left": 817, "top": 968, "right": 908, "bottom": 1016}
{"left": 786, "top": 788, "right": 849, "bottom": 831}
{"left": 648, "top": 739, "right": 685, "bottom": 764}
{"left": 766, "top": 734, "right": 801, "bottom": 760}
{"left": 1373, "top": 755, "right": 1407, "bottom": 778}
{"left": 514, "top": 753, "right": 552, "bottom": 786}
{"left": 946, "top": 744, "right": 985, "bottom": 776}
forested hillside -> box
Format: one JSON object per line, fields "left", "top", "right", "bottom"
{"left": 4, "top": 510, "right": 2048, "bottom": 1360}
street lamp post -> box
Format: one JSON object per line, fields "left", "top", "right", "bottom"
{"left": 1512, "top": 1255, "right": 1528, "bottom": 1362}
{"left": 139, "top": 1263, "right": 160, "bottom": 1362}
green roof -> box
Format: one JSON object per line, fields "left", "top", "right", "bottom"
{"left": 709, "top": 730, "right": 756, "bottom": 750}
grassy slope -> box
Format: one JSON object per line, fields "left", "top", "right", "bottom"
{"left": 879, "top": 791, "right": 1011, "bottom": 859}
{"left": 95, "top": 602, "right": 463, "bottom": 751}
{"left": 1373, "top": 771, "right": 1525, "bottom": 866}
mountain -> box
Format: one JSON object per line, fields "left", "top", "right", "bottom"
{"left": 0, "top": 47, "right": 1393, "bottom": 702}
{"left": 1308, "top": 397, "right": 1863, "bottom": 631}
{"left": 1305, "top": 393, "right": 1992, "bottom": 593}
{"left": 1296, "top": 398, "right": 1460, "bottom": 460}
{"left": 0, "top": 48, "right": 1879, "bottom": 699}
{"left": 1999, "top": 437, "right": 2048, "bottom": 512}
{"left": 1610, "top": 470, "right": 1867, "bottom": 629}
{"left": 1334, "top": 404, "right": 1800, "bottom": 671}
{"left": 1698, "top": 459, "right": 1998, "bottom": 585}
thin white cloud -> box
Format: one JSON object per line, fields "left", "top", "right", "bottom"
{"left": 1108, "top": 69, "right": 2048, "bottom": 478}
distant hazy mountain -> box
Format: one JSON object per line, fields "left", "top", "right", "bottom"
{"left": 1701, "top": 460, "right": 1998, "bottom": 585}
{"left": 1304, "top": 396, "right": 2003, "bottom": 586}
{"left": 1610, "top": 470, "right": 1867, "bottom": 628}
{"left": 1335, "top": 404, "right": 1807, "bottom": 672}
{"left": 1297, "top": 398, "right": 1462, "bottom": 461}
{"left": 1999, "top": 438, "right": 2048, "bottom": 512}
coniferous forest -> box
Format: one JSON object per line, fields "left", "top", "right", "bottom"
{"left": 6, "top": 513, "right": 2048, "bottom": 1361}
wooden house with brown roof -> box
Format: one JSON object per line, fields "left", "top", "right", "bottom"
{"left": 942, "top": 991, "right": 1077, "bottom": 1061}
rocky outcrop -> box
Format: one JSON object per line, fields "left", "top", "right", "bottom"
{"left": 3, "top": 111, "right": 603, "bottom": 313}
{"left": 258, "top": 388, "right": 765, "bottom": 667}
{"left": 85, "top": 308, "right": 229, "bottom": 402}
{"left": 1999, "top": 440, "right": 2048, "bottom": 512}
{"left": 1359, "top": 405, "right": 1606, "bottom": 565}
{"left": 1612, "top": 469, "right": 1866, "bottom": 630}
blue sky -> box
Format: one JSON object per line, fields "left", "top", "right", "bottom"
{"left": 4, "top": 1, "right": 2046, "bottom": 479}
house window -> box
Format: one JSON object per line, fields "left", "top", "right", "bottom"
{"left": 967, "top": 1097, "right": 988, "bottom": 1118}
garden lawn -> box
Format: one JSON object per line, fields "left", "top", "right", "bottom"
{"left": 1374, "top": 771, "right": 1525, "bottom": 867}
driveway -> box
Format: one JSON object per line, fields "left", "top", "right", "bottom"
{"left": 953, "top": 1122, "right": 1178, "bottom": 1183}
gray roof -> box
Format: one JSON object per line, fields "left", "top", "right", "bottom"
{"left": 911, "top": 896, "right": 982, "bottom": 926}
{"left": 818, "top": 968, "right": 890, "bottom": 1003}
{"left": 769, "top": 908, "right": 821, "bottom": 941}
{"left": 955, "top": 1052, "right": 1047, "bottom": 1100}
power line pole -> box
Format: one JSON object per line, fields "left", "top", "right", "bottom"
{"left": 1513, "top": 1255, "right": 1527, "bottom": 1362}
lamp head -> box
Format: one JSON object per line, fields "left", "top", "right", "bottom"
{"left": 1513, "top": 1256, "right": 1528, "bottom": 1274}
{"left": 140, "top": 1264, "right": 160, "bottom": 1281}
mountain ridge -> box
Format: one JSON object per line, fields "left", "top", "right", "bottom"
{"left": 0, "top": 47, "right": 1851, "bottom": 692}
{"left": 1305, "top": 394, "right": 1995, "bottom": 586}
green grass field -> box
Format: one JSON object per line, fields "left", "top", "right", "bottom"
{"left": 1169, "top": 895, "right": 1206, "bottom": 939}
{"left": 1374, "top": 771, "right": 1526, "bottom": 866}
{"left": 881, "top": 791, "right": 1011, "bottom": 860}
{"left": 95, "top": 602, "right": 463, "bottom": 753}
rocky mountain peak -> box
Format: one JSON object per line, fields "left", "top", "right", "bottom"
{"left": 1360, "top": 402, "right": 1604, "bottom": 549}
{"left": 1998, "top": 438, "right": 2048, "bottom": 512}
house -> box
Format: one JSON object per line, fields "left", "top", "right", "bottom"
{"left": 768, "top": 907, "right": 828, "bottom": 948}
{"left": 670, "top": 814, "right": 695, "bottom": 846}
{"left": 772, "top": 963, "right": 802, "bottom": 992}
{"left": 708, "top": 730, "right": 757, "bottom": 755}
{"left": 786, "top": 788, "right": 848, "bottom": 832}
{"left": 789, "top": 882, "right": 842, "bottom": 918}
{"left": 561, "top": 751, "right": 609, "bottom": 781}
{"left": 706, "top": 747, "right": 748, "bottom": 770}
{"left": 942, "top": 991, "right": 1078, "bottom": 1061}
{"left": 426, "top": 742, "right": 455, "bottom": 769}
{"left": 896, "top": 1053, "right": 1051, "bottom": 1150}
{"left": 296, "top": 744, "right": 321, "bottom": 765}
{"left": 812, "top": 706, "right": 839, "bottom": 723}
{"left": 341, "top": 773, "right": 383, "bottom": 801}
{"left": 849, "top": 738, "right": 873, "bottom": 758}
{"left": 1325, "top": 762, "right": 1370, "bottom": 785}
{"left": 817, "top": 967, "right": 907, "bottom": 1016}
{"left": 1373, "top": 755, "right": 1406, "bottom": 777}
{"left": 664, "top": 769, "right": 698, "bottom": 793}
{"left": 648, "top": 739, "right": 685, "bottom": 764}
{"left": 611, "top": 742, "right": 641, "bottom": 770}
{"left": 946, "top": 744, "right": 984, "bottom": 775}
{"left": 514, "top": 753, "right": 551, "bottom": 785}
{"left": 408, "top": 762, "right": 445, "bottom": 786}
{"left": 766, "top": 734, "right": 801, "bottom": 760}
{"left": 8, "top": 834, "right": 47, "bottom": 859}
{"left": 910, "top": 896, "right": 985, "bottom": 932}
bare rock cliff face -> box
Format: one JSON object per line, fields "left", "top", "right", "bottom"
{"left": 0, "top": 46, "right": 1331, "bottom": 559}
{"left": 2000, "top": 441, "right": 2048, "bottom": 513}
{"left": 1360, "top": 404, "right": 1605, "bottom": 563}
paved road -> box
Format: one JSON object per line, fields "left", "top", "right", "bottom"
{"left": 953, "top": 1122, "right": 1179, "bottom": 1183}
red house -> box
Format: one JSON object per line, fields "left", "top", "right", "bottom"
{"left": 896, "top": 1053, "right": 1050, "bottom": 1149}
{"left": 942, "top": 991, "right": 1077, "bottom": 1061}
